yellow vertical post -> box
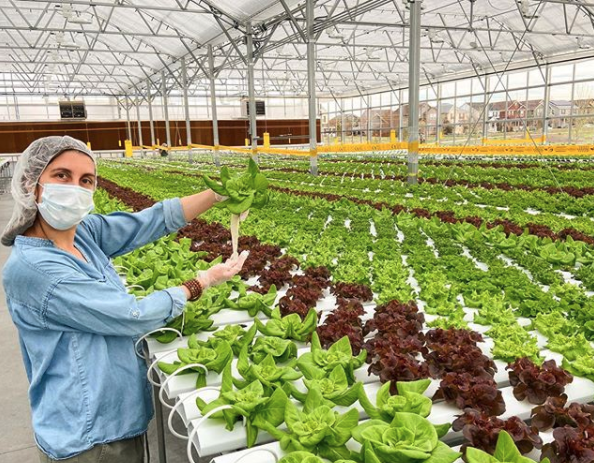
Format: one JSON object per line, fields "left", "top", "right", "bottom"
{"left": 124, "top": 139, "right": 133, "bottom": 158}
{"left": 263, "top": 132, "right": 270, "bottom": 148}
{"left": 118, "top": 140, "right": 122, "bottom": 147}
{"left": 245, "top": 138, "right": 249, "bottom": 147}
{"left": 86, "top": 141, "right": 92, "bottom": 150}
{"left": 390, "top": 130, "right": 396, "bottom": 143}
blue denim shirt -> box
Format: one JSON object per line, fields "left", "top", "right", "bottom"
{"left": 2, "top": 198, "right": 188, "bottom": 460}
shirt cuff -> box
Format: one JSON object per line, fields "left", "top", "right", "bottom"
{"left": 163, "top": 287, "right": 187, "bottom": 321}
{"left": 162, "top": 198, "right": 188, "bottom": 233}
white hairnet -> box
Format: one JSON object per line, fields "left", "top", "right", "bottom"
{"left": 1, "top": 136, "right": 96, "bottom": 246}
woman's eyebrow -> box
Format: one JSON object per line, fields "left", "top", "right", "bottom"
{"left": 50, "top": 167, "right": 72, "bottom": 173}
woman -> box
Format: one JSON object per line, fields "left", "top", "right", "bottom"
{"left": 1, "top": 136, "right": 247, "bottom": 462}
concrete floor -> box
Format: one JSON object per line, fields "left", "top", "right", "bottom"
{"left": 0, "top": 194, "right": 38, "bottom": 463}
{"left": 0, "top": 193, "right": 200, "bottom": 463}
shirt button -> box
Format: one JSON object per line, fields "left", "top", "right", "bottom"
{"left": 132, "top": 311, "right": 140, "bottom": 318}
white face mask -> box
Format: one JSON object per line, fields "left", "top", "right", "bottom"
{"left": 37, "top": 183, "right": 95, "bottom": 230}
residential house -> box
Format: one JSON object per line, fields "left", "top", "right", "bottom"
{"left": 393, "top": 103, "right": 439, "bottom": 138}
{"left": 534, "top": 100, "right": 572, "bottom": 128}
{"left": 458, "top": 103, "right": 485, "bottom": 123}
{"left": 325, "top": 113, "right": 360, "bottom": 137}
{"left": 549, "top": 100, "right": 572, "bottom": 128}
{"left": 358, "top": 109, "right": 399, "bottom": 136}
{"left": 524, "top": 99, "right": 543, "bottom": 129}
{"left": 488, "top": 100, "right": 526, "bottom": 132}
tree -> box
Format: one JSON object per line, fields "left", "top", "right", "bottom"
{"left": 443, "top": 119, "right": 454, "bottom": 135}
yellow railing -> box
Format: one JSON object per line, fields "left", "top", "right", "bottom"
{"left": 124, "top": 139, "right": 594, "bottom": 158}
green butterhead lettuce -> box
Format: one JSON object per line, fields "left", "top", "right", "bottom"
{"left": 352, "top": 412, "right": 460, "bottom": 463}
{"left": 290, "top": 365, "right": 364, "bottom": 407}
{"left": 255, "top": 307, "right": 318, "bottom": 342}
{"left": 297, "top": 333, "right": 367, "bottom": 385}
{"left": 196, "top": 363, "right": 288, "bottom": 447}
{"left": 256, "top": 387, "right": 359, "bottom": 462}
{"left": 250, "top": 336, "right": 299, "bottom": 364}
{"left": 157, "top": 337, "right": 233, "bottom": 387}
{"left": 235, "top": 345, "right": 302, "bottom": 395}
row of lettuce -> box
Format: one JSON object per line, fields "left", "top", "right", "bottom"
{"left": 165, "top": 153, "right": 594, "bottom": 189}
{"left": 115, "top": 158, "right": 594, "bottom": 242}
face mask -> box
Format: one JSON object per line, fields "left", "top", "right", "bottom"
{"left": 37, "top": 183, "right": 95, "bottom": 230}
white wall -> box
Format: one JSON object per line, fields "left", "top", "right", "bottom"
{"left": 0, "top": 94, "right": 310, "bottom": 122}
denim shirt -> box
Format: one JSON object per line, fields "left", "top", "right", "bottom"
{"left": 2, "top": 198, "right": 188, "bottom": 460}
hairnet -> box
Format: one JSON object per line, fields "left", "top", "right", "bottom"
{"left": 1, "top": 136, "right": 96, "bottom": 246}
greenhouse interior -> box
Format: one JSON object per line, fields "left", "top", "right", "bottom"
{"left": 2, "top": 1, "right": 594, "bottom": 463}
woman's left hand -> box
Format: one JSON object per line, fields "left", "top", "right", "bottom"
{"left": 197, "top": 251, "right": 249, "bottom": 289}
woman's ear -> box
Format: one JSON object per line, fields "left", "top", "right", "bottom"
{"left": 33, "top": 183, "right": 43, "bottom": 204}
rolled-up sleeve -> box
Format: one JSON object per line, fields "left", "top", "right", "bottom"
{"left": 43, "top": 276, "right": 187, "bottom": 337}
{"left": 81, "top": 198, "right": 188, "bottom": 258}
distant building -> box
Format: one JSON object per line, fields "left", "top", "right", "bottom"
{"left": 488, "top": 100, "right": 526, "bottom": 132}
{"left": 358, "top": 109, "right": 399, "bottom": 136}
{"left": 535, "top": 100, "right": 572, "bottom": 128}
{"left": 326, "top": 113, "right": 360, "bottom": 136}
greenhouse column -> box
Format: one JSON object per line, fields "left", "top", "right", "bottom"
{"left": 124, "top": 97, "right": 132, "bottom": 142}
{"left": 181, "top": 58, "right": 192, "bottom": 161}
{"left": 483, "top": 76, "right": 490, "bottom": 142}
{"left": 161, "top": 71, "right": 172, "bottom": 153}
{"left": 136, "top": 99, "right": 144, "bottom": 158}
{"left": 407, "top": 0, "right": 422, "bottom": 186}
{"left": 398, "top": 89, "right": 404, "bottom": 141}
{"left": 307, "top": 0, "right": 318, "bottom": 175}
{"left": 543, "top": 65, "right": 551, "bottom": 143}
{"left": 246, "top": 22, "right": 258, "bottom": 163}
{"left": 435, "top": 83, "right": 441, "bottom": 144}
{"left": 341, "top": 109, "right": 346, "bottom": 143}
{"left": 208, "top": 44, "right": 221, "bottom": 167}
{"left": 147, "top": 79, "right": 156, "bottom": 156}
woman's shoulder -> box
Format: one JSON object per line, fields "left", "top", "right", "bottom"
{"left": 4, "top": 239, "right": 82, "bottom": 284}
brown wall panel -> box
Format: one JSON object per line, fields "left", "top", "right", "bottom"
{"left": 0, "top": 119, "right": 321, "bottom": 154}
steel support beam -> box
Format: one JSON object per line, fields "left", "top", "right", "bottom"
{"left": 341, "top": 107, "right": 346, "bottom": 143}
{"left": 436, "top": 82, "right": 441, "bottom": 144}
{"left": 181, "top": 57, "right": 193, "bottom": 160}
{"left": 307, "top": 0, "right": 318, "bottom": 176}
{"left": 398, "top": 89, "right": 404, "bottom": 141}
{"left": 543, "top": 64, "right": 551, "bottom": 142}
{"left": 161, "top": 71, "right": 171, "bottom": 151}
{"left": 246, "top": 22, "right": 258, "bottom": 163}
{"left": 483, "top": 76, "right": 490, "bottom": 142}
{"left": 124, "top": 98, "right": 132, "bottom": 142}
{"left": 208, "top": 44, "right": 221, "bottom": 167}
{"left": 136, "top": 99, "right": 144, "bottom": 158}
{"left": 147, "top": 80, "right": 156, "bottom": 156}
{"left": 407, "top": 0, "right": 421, "bottom": 186}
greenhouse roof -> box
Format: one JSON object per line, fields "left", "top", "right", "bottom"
{"left": 1, "top": 0, "right": 594, "bottom": 99}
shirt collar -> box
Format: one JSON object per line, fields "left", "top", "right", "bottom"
{"left": 14, "top": 235, "right": 54, "bottom": 247}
